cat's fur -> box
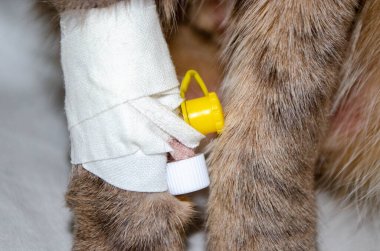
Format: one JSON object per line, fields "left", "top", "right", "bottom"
{"left": 318, "top": 0, "right": 380, "bottom": 215}
{"left": 66, "top": 166, "right": 193, "bottom": 251}
{"left": 40, "top": 0, "right": 379, "bottom": 250}
{"left": 207, "top": 1, "right": 357, "bottom": 249}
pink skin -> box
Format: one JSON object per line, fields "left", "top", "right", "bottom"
{"left": 168, "top": 138, "right": 196, "bottom": 161}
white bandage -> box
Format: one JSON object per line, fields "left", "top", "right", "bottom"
{"left": 60, "top": 0, "right": 204, "bottom": 192}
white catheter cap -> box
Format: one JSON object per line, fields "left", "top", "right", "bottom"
{"left": 167, "top": 154, "right": 210, "bottom": 195}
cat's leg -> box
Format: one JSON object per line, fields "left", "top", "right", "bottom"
{"left": 45, "top": 1, "right": 193, "bottom": 250}
{"left": 207, "top": 1, "right": 358, "bottom": 250}
{"left": 66, "top": 166, "right": 193, "bottom": 251}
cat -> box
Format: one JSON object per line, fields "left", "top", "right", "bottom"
{"left": 40, "top": 0, "right": 379, "bottom": 250}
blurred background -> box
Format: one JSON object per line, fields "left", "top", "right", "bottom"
{"left": 0, "top": 0, "right": 379, "bottom": 250}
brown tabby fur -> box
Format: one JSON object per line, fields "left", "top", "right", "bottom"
{"left": 40, "top": 0, "right": 379, "bottom": 250}
{"left": 43, "top": 0, "right": 181, "bottom": 32}
{"left": 66, "top": 166, "right": 193, "bottom": 251}
{"left": 207, "top": 1, "right": 358, "bottom": 250}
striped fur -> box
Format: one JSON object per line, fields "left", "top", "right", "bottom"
{"left": 207, "top": 1, "right": 358, "bottom": 249}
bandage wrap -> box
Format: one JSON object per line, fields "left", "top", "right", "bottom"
{"left": 60, "top": 0, "right": 204, "bottom": 192}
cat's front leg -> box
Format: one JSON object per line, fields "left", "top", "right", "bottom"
{"left": 207, "top": 1, "right": 358, "bottom": 250}
{"left": 45, "top": 0, "right": 194, "bottom": 250}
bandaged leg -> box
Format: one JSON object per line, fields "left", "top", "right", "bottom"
{"left": 60, "top": 0, "right": 204, "bottom": 192}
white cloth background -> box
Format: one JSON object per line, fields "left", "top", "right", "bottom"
{"left": 0, "top": 1, "right": 379, "bottom": 250}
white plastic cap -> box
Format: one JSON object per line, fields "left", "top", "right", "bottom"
{"left": 167, "top": 154, "right": 210, "bottom": 195}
